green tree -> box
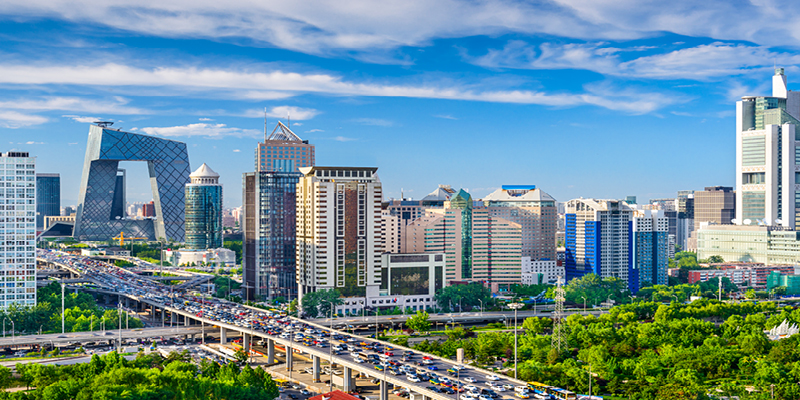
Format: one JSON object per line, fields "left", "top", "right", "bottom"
{"left": 301, "top": 289, "right": 343, "bottom": 318}
{"left": 435, "top": 283, "right": 493, "bottom": 312}
{"left": 406, "top": 310, "right": 431, "bottom": 333}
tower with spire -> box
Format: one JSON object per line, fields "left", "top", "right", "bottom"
{"left": 185, "top": 163, "right": 223, "bottom": 250}
{"left": 254, "top": 121, "right": 315, "bottom": 172}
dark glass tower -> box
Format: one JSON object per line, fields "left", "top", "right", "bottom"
{"left": 35, "top": 173, "right": 60, "bottom": 230}
{"left": 185, "top": 163, "right": 223, "bottom": 250}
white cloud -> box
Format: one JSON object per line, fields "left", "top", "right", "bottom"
{"left": 0, "top": 96, "right": 146, "bottom": 114}
{"left": 353, "top": 118, "right": 393, "bottom": 127}
{"left": 199, "top": 117, "right": 214, "bottom": 121}
{"left": 434, "top": 114, "right": 458, "bottom": 120}
{"left": 63, "top": 115, "right": 101, "bottom": 123}
{"left": 306, "top": 129, "right": 325, "bottom": 133}
{"left": 140, "top": 123, "right": 261, "bottom": 139}
{"left": 232, "top": 149, "right": 241, "bottom": 152}
{"left": 23, "top": 141, "right": 45, "bottom": 144}
{"left": 0, "top": 62, "right": 679, "bottom": 113}
{"left": 333, "top": 136, "right": 356, "bottom": 142}
{"left": 0, "top": 111, "right": 48, "bottom": 128}
{"left": 293, "top": 122, "right": 302, "bottom": 126}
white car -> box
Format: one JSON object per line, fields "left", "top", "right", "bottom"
{"left": 503, "top": 384, "right": 514, "bottom": 391}
{"left": 407, "top": 375, "right": 422, "bottom": 383}
{"left": 463, "top": 377, "right": 477, "bottom": 383}
{"left": 486, "top": 375, "right": 501, "bottom": 381}
{"left": 464, "top": 385, "right": 478, "bottom": 392}
{"left": 493, "top": 386, "right": 507, "bottom": 392}
{"left": 479, "top": 396, "right": 492, "bottom": 400}
{"left": 354, "top": 357, "right": 365, "bottom": 363}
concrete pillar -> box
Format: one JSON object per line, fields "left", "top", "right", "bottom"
{"left": 286, "top": 348, "right": 293, "bottom": 371}
{"left": 220, "top": 327, "right": 227, "bottom": 344}
{"left": 380, "top": 380, "right": 388, "bottom": 400}
{"left": 267, "top": 339, "right": 275, "bottom": 364}
{"left": 171, "top": 312, "right": 176, "bottom": 325}
{"left": 343, "top": 367, "right": 352, "bottom": 392}
{"left": 243, "top": 333, "right": 250, "bottom": 353}
{"left": 313, "top": 355, "right": 321, "bottom": 382}
{"left": 184, "top": 316, "right": 190, "bottom": 327}
{"left": 161, "top": 308, "right": 165, "bottom": 326}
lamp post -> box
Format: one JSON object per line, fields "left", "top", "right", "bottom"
{"left": 508, "top": 302, "right": 524, "bottom": 379}
{"left": 9, "top": 320, "right": 14, "bottom": 343}
{"left": 61, "top": 282, "right": 65, "bottom": 334}
{"left": 478, "top": 299, "right": 483, "bottom": 316}
{"left": 118, "top": 303, "right": 123, "bottom": 352}
{"left": 580, "top": 296, "right": 587, "bottom": 315}
{"left": 2, "top": 317, "right": 7, "bottom": 337}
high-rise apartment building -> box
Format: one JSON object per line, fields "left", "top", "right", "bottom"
{"left": 296, "top": 166, "right": 383, "bottom": 302}
{"left": 142, "top": 201, "right": 156, "bottom": 217}
{"left": 676, "top": 190, "right": 695, "bottom": 250}
{"left": 736, "top": 68, "right": 800, "bottom": 228}
{"left": 565, "top": 199, "right": 633, "bottom": 287}
{"left": 184, "top": 163, "right": 222, "bottom": 250}
{"left": 35, "top": 173, "right": 60, "bottom": 230}
{"left": 693, "top": 186, "right": 735, "bottom": 232}
{"left": 255, "top": 122, "right": 315, "bottom": 173}
{"left": 243, "top": 123, "right": 313, "bottom": 301}
{"left": 631, "top": 210, "right": 669, "bottom": 292}
{"left": 0, "top": 152, "right": 36, "bottom": 308}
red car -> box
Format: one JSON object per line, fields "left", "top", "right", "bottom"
{"left": 385, "top": 351, "right": 394, "bottom": 356}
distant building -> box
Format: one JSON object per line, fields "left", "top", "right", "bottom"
{"left": 625, "top": 196, "right": 637, "bottom": 205}
{"left": 142, "top": 201, "right": 156, "bottom": 218}
{"left": 184, "top": 163, "right": 223, "bottom": 250}
{"left": 688, "top": 263, "right": 799, "bottom": 289}
{"left": 565, "top": 199, "right": 634, "bottom": 288}
{"left": 697, "top": 224, "right": 800, "bottom": 265}
{"left": 631, "top": 210, "right": 669, "bottom": 291}
{"left": 35, "top": 173, "right": 60, "bottom": 230}
{"left": 165, "top": 248, "right": 236, "bottom": 268}
{"left": 1, "top": 151, "right": 36, "bottom": 309}
{"left": 694, "top": 187, "right": 735, "bottom": 232}
{"left": 767, "top": 271, "right": 800, "bottom": 295}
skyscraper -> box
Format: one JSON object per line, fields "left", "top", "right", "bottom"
{"left": 255, "top": 121, "right": 315, "bottom": 173}
{"left": 0, "top": 152, "right": 36, "bottom": 309}
{"left": 185, "top": 163, "right": 223, "bottom": 250}
{"left": 296, "top": 166, "right": 383, "bottom": 301}
{"left": 35, "top": 173, "right": 60, "bottom": 230}
{"left": 736, "top": 68, "right": 800, "bottom": 228}
{"left": 243, "top": 122, "right": 314, "bottom": 301}
{"left": 565, "top": 199, "right": 633, "bottom": 287}
{"left": 631, "top": 210, "right": 669, "bottom": 292}
{"left": 693, "top": 186, "right": 735, "bottom": 232}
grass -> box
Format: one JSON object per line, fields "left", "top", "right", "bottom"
{"left": 0, "top": 353, "right": 85, "bottom": 362}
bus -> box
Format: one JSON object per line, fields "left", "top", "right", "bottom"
{"left": 527, "top": 382, "right": 576, "bottom": 400}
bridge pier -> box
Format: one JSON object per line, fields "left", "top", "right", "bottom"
{"left": 267, "top": 339, "right": 275, "bottom": 363}
{"left": 312, "top": 355, "right": 321, "bottom": 382}
{"left": 220, "top": 327, "right": 227, "bottom": 343}
{"left": 242, "top": 333, "right": 250, "bottom": 355}
{"left": 286, "top": 347, "right": 293, "bottom": 371}
{"left": 184, "top": 315, "right": 190, "bottom": 327}
{"left": 343, "top": 367, "right": 352, "bottom": 392}
{"left": 380, "top": 380, "right": 388, "bottom": 400}
{"left": 171, "top": 312, "right": 176, "bottom": 326}
{"left": 161, "top": 308, "right": 166, "bottom": 326}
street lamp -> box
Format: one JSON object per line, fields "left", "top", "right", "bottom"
{"left": 580, "top": 296, "right": 587, "bottom": 315}
{"left": 2, "top": 317, "right": 7, "bottom": 337}
{"left": 478, "top": 299, "right": 483, "bottom": 316}
{"left": 508, "top": 302, "right": 524, "bottom": 379}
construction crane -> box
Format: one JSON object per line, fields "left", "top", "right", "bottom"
{"left": 112, "top": 232, "right": 147, "bottom": 247}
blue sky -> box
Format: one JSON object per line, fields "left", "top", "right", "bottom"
{"left": 2, "top": 1, "right": 799, "bottom": 207}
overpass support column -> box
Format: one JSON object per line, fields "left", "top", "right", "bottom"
{"left": 185, "top": 316, "right": 190, "bottom": 327}
{"left": 380, "top": 380, "right": 388, "bottom": 400}
{"left": 343, "top": 367, "right": 352, "bottom": 392}
{"left": 243, "top": 333, "right": 250, "bottom": 354}
{"left": 161, "top": 308, "right": 165, "bottom": 326}
{"left": 171, "top": 312, "right": 176, "bottom": 325}
{"left": 286, "top": 348, "right": 293, "bottom": 371}
{"left": 312, "top": 355, "right": 321, "bottom": 382}
{"left": 267, "top": 339, "right": 275, "bottom": 363}
{"left": 220, "top": 327, "right": 227, "bottom": 343}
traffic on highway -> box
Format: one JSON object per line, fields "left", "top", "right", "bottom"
{"left": 37, "top": 249, "right": 576, "bottom": 400}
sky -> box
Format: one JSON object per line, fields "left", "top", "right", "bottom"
{"left": 2, "top": 0, "right": 800, "bottom": 207}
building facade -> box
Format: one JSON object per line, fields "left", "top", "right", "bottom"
{"left": 184, "top": 163, "right": 223, "bottom": 250}
{"left": 35, "top": 173, "right": 59, "bottom": 230}
{"left": 697, "top": 224, "right": 800, "bottom": 265}
{"left": 736, "top": 68, "right": 800, "bottom": 228}
{"left": 73, "top": 123, "right": 190, "bottom": 242}
{"left": 296, "top": 166, "right": 383, "bottom": 303}
{"left": 631, "top": 210, "right": 669, "bottom": 291}
{"left": 255, "top": 122, "right": 315, "bottom": 173}
{"left": 0, "top": 152, "right": 36, "bottom": 308}
{"left": 565, "top": 199, "right": 634, "bottom": 288}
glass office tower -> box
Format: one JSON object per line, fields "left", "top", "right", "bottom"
{"left": 185, "top": 163, "right": 223, "bottom": 250}
{"left": 35, "top": 173, "right": 60, "bottom": 230}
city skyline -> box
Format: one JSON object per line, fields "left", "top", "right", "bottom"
{"left": 5, "top": 2, "right": 800, "bottom": 205}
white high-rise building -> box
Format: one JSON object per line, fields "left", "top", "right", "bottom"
{"left": 0, "top": 152, "right": 37, "bottom": 309}
{"left": 736, "top": 68, "right": 800, "bottom": 228}
{"left": 296, "top": 166, "right": 383, "bottom": 303}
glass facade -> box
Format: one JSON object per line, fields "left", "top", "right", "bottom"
{"left": 0, "top": 153, "right": 37, "bottom": 309}
{"left": 74, "top": 125, "right": 190, "bottom": 242}
{"left": 185, "top": 184, "right": 222, "bottom": 249}
{"left": 449, "top": 189, "right": 473, "bottom": 279}
{"left": 35, "top": 173, "right": 59, "bottom": 230}
{"left": 742, "top": 191, "right": 766, "bottom": 221}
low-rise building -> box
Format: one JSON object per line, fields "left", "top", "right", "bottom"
{"left": 521, "top": 257, "right": 562, "bottom": 285}
{"left": 165, "top": 248, "right": 236, "bottom": 267}
{"left": 697, "top": 224, "right": 800, "bottom": 264}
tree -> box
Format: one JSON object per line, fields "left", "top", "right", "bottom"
{"left": 705, "top": 255, "right": 724, "bottom": 263}
{"left": 435, "top": 283, "right": 493, "bottom": 312}
{"left": 233, "top": 348, "right": 249, "bottom": 364}
{"left": 301, "top": 289, "right": 343, "bottom": 318}
{"left": 288, "top": 299, "right": 298, "bottom": 314}
{"left": 406, "top": 310, "right": 431, "bottom": 333}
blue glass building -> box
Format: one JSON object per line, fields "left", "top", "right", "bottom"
{"left": 73, "top": 123, "right": 190, "bottom": 242}
{"left": 35, "top": 173, "right": 60, "bottom": 230}
{"left": 185, "top": 164, "right": 223, "bottom": 250}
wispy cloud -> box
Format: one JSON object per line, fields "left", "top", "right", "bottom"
{"left": 353, "top": 118, "right": 393, "bottom": 127}
{"left": 63, "top": 115, "right": 101, "bottom": 123}
{"left": 232, "top": 149, "right": 241, "bottom": 152}
{"left": 0, "top": 111, "right": 48, "bottom": 128}
{"left": 140, "top": 123, "right": 261, "bottom": 139}
{"left": 0, "top": 96, "right": 146, "bottom": 114}
{"left": 434, "top": 114, "right": 457, "bottom": 120}
{"left": 199, "top": 117, "right": 214, "bottom": 121}
{"left": 306, "top": 129, "right": 324, "bottom": 132}
{"left": 242, "top": 106, "right": 320, "bottom": 121}
{"left": 334, "top": 136, "right": 356, "bottom": 142}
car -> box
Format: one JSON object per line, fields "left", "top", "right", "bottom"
{"left": 502, "top": 385, "right": 514, "bottom": 391}
{"left": 375, "top": 365, "right": 385, "bottom": 371}
{"left": 292, "top": 384, "right": 301, "bottom": 389}
{"left": 479, "top": 396, "right": 492, "bottom": 400}
{"left": 486, "top": 375, "right": 500, "bottom": 381}
{"left": 288, "top": 395, "right": 298, "bottom": 400}
{"left": 463, "top": 377, "right": 477, "bottom": 383}
{"left": 427, "top": 365, "right": 439, "bottom": 371}
{"left": 301, "top": 390, "right": 311, "bottom": 396}
{"left": 514, "top": 392, "right": 530, "bottom": 399}
{"left": 354, "top": 358, "right": 365, "bottom": 363}
{"left": 407, "top": 375, "right": 422, "bottom": 382}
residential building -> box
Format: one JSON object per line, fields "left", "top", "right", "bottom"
{"left": 296, "top": 166, "right": 383, "bottom": 304}
{"left": 768, "top": 271, "right": 800, "bottom": 295}
{"left": 73, "top": 123, "right": 190, "bottom": 242}
{"left": 0, "top": 151, "right": 37, "bottom": 309}
{"left": 736, "top": 68, "right": 800, "bottom": 228}
{"left": 697, "top": 224, "right": 800, "bottom": 265}
{"left": 35, "top": 173, "right": 59, "bottom": 230}
{"left": 184, "top": 163, "right": 223, "bottom": 250}
{"left": 142, "top": 201, "right": 155, "bottom": 217}
{"left": 165, "top": 248, "right": 236, "bottom": 268}
{"left": 565, "top": 199, "right": 634, "bottom": 288}
{"left": 381, "top": 210, "right": 401, "bottom": 253}
{"left": 631, "top": 210, "right": 669, "bottom": 291}
{"left": 648, "top": 198, "right": 677, "bottom": 211}
{"left": 688, "top": 268, "right": 758, "bottom": 290}
{"left": 688, "top": 262, "right": 799, "bottom": 289}
{"left": 255, "top": 121, "right": 315, "bottom": 173}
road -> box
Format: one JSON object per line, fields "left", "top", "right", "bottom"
{"left": 0, "top": 326, "right": 203, "bottom": 346}
{"left": 317, "top": 309, "right": 604, "bottom": 329}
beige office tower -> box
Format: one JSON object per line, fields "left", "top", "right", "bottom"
{"left": 295, "top": 167, "right": 383, "bottom": 303}
{"left": 736, "top": 68, "right": 800, "bottom": 228}
{"left": 693, "top": 186, "right": 736, "bottom": 233}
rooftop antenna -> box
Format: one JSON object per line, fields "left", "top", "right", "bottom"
{"left": 264, "top": 107, "right": 268, "bottom": 143}
{"left": 288, "top": 112, "right": 291, "bottom": 130}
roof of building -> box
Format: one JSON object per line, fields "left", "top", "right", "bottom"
{"left": 308, "top": 390, "right": 361, "bottom": 400}
{"left": 483, "top": 186, "right": 556, "bottom": 203}
{"left": 190, "top": 163, "right": 220, "bottom": 178}
{"left": 267, "top": 121, "right": 304, "bottom": 142}
{"left": 566, "top": 198, "right": 633, "bottom": 212}
{"left": 421, "top": 185, "right": 456, "bottom": 202}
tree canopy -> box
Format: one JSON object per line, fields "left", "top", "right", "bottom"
{"left": 301, "top": 289, "right": 343, "bottom": 318}
{"left": 406, "top": 310, "right": 431, "bottom": 333}
{"left": 435, "top": 283, "right": 493, "bottom": 312}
